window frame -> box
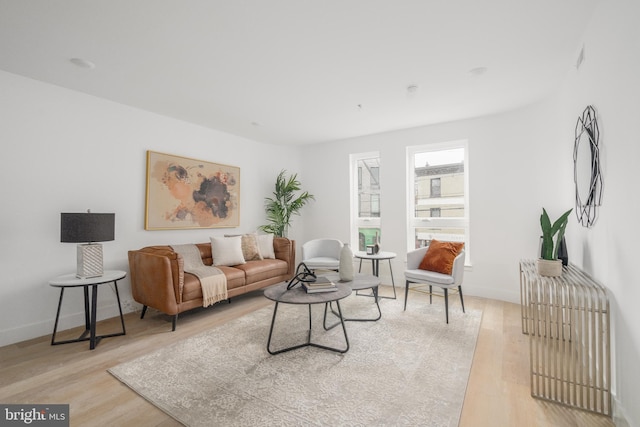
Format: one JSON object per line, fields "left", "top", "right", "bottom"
{"left": 350, "top": 151, "right": 381, "bottom": 251}
{"left": 406, "top": 140, "right": 470, "bottom": 264}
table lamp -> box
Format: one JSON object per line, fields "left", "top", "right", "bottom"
{"left": 61, "top": 211, "right": 115, "bottom": 278}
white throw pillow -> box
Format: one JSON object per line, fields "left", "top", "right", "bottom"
{"left": 210, "top": 236, "right": 246, "bottom": 266}
{"left": 224, "top": 233, "right": 262, "bottom": 260}
{"left": 256, "top": 234, "right": 275, "bottom": 259}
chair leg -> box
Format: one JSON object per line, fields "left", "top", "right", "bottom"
{"left": 444, "top": 288, "right": 449, "bottom": 324}
{"left": 458, "top": 286, "right": 465, "bottom": 313}
{"left": 404, "top": 280, "right": 410, "bottom": 311}
{"left": 429, "top": 285, "right": 433, "bottom": 304}
{"left": 140, "top": 305, "right": 148, "bottom": 319}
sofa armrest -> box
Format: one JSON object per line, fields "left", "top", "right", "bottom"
{"left": 128, "top": 248, "right": 184, "bottom": 314}
{"left": 273, "top": 237, "right": 296, "bottom": 278}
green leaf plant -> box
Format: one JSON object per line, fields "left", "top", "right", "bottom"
{"left": 540, "top": 208, "right": 573, "bottom": 260}
{"left": 259, "top": 170, "right": 315, "bottom": 238}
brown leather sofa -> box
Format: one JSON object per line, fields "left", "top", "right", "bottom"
{"left": 128, "top": 237, "right": 295, "bottom": 330}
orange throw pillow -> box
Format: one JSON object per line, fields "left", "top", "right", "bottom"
{"left": 418, "top": 240, "right": 465, "bottom": 275}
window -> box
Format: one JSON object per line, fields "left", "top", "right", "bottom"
{"left": 351, "top": 152, "right": 381, "bottom": 251}
{"left": 430, "top": 178, "right": 441, "bottom": 198}
{"left": 407, "top": 141, "right": 469, "bottom": 261}
{"left": 370, "top": 194, "right": 380, "bottom": 217}
{"left": 370, "top": 166, "right": 380, "bottom": 189}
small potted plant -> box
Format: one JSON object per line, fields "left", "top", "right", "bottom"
{"left": 538, "top": 208, "right": 572, "bottom": 277}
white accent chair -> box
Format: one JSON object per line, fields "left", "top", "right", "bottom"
{"left": 301, "top": 239, "right": 343, "bottom": 272}
{"left": 404, "top": 247, "right": 466, "bottom": 323}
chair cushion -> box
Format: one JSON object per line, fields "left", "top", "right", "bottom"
{"left": 418, "top": 240, "right": 464, "bottom": 275}
{"left": 405, "top": 269, "right": 455, "bottom": 286}
{"left": 303, "top": 257, "right": 340, "bottom": 269}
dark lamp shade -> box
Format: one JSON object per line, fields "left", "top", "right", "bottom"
{"left": 60, "top": 213, "right": 115, "bottom": 243}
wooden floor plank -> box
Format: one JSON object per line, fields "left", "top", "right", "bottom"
{"left": 0, "top": 287, "right": 614, "bottom": 426}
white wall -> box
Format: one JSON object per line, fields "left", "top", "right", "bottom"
{"left": 300, "top": 98, "right": 568, "bottom": 304}
{"left": 0, "top": 70, "right": 302, "bottom": 347}
{"left": 556, "top": 0, "right": 640, "bottom": 425}
{"left": 300, "top": 2, "right": 640, "bottom": 424}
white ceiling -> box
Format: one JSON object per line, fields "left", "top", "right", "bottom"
{"left": 0, "top": 0, "right": 599, "bottom": 145}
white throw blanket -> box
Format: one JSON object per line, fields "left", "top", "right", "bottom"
{"left": 170, "top": 244, "right": 228, "bottom": 307}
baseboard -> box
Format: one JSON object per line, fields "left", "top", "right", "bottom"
{"left": 0, "top": 298, "right": 139, "bottom": 348}
{"left": 463, "top": 284, "right": 520, "bottom": 305}
{"left": 612, "top": 393, "right": 631, "bottom": 427}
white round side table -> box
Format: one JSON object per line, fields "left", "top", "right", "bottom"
{"left": 353, "top": 251, "right": 397, "bottom": 299}
{"left": 49, "top": 270, "right": 127, "bottom": 350}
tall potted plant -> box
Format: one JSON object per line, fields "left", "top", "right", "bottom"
{"left": 538, "top": 207, "right": 572, "bottom": 277}
{"left": 259, "top": 170, "right": 315, "bottom": 238}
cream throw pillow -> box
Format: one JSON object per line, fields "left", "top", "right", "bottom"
{"left": 256, "top": 234, "right": 275, "bottom": 259}
{"left": 210, "top": 236, "right": 246, "bottom": 266}
{"left": 241, "top": 234, "right": 263, "bottom": 261}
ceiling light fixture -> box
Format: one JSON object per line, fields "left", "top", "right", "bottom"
{"left": 407, "top": 84, "right": 419, "bottom": 94}
{"left": 469, "top": 67, "right": 488, "bottom": 77}
{"left": 69, "top": 58, "right": 96, "bottom": 69}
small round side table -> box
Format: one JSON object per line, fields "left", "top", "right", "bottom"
{"left": 353, "top": 251, "right": 397, "bottom": 299}
{"left": 49, "top": 270, "right": 127, "bottom": 350}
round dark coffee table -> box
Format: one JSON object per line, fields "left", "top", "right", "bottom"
{"left": 321, "top": 273, "right": 382, "bottom": 329}
{"left": 263, "top": 281, "right": 352, "bottom": 354}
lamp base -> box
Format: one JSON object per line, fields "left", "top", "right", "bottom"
{"left": 77, "top": 243, "right": 104, "bottom": 278}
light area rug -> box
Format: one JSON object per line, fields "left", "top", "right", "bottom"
{"left": 108, "top": 293, "right": 482, "bottom": 427}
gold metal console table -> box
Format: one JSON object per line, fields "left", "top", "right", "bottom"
{"left": 520, "top": 260, "right": 611, "bottom": 416}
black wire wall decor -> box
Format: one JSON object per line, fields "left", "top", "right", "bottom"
{"left": 574, "top": 105, "right": 603, "bottom": 227}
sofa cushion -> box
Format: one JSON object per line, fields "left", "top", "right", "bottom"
{"left": 405, "top": 268, "right": 455, "bottom": 286}
{"left": 195, "top": 243, "right": 213, "bottom": 265}
{"left": 182, "top": 266, "right": 246, "bottom": 302}
{"left": 211, "top": 236, "right": 246, "bottom": 266}
{"left": 235, "top": 259, "right": 288, "bottom": 283}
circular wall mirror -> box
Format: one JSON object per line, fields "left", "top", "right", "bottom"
{"left": 573, "top": 105, "right": 602, "bottom": 227}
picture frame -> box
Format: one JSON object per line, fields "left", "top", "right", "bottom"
{"left": 145, "top": 150, "right": 240, "bottom": 230}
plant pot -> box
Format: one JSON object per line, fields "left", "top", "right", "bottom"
{"left": 537, "top": 258, "right": 563, "bottom": 277}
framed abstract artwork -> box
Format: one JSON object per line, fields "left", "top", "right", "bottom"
{"left": 145, "top": 151, "right": 240, "bottom": 230}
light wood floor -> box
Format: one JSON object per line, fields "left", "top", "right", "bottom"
{"left": 0, "top": 287, "right": 615, "bottom": 427}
